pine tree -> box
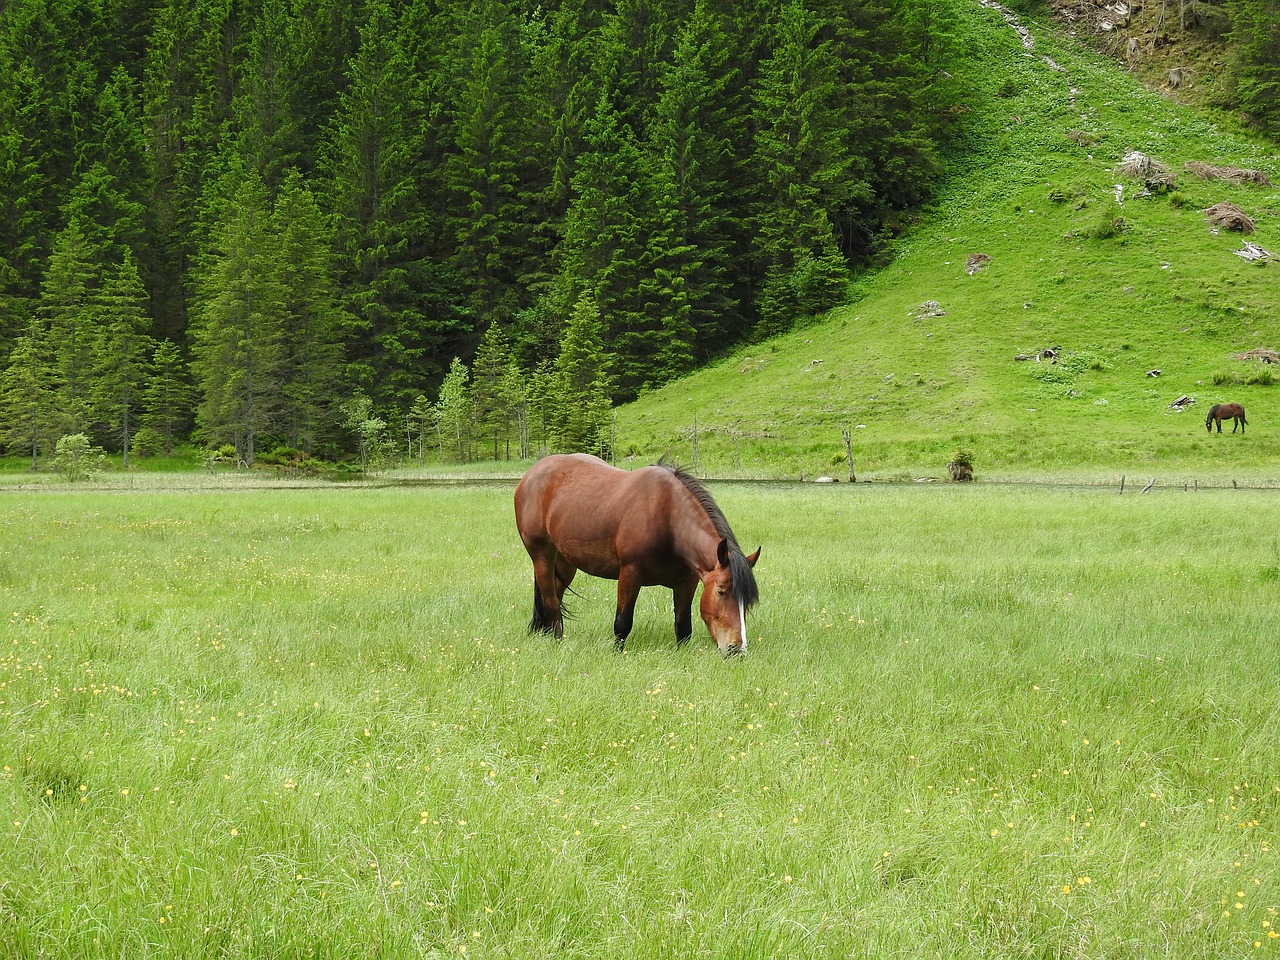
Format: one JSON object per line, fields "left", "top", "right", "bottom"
{"left": 434, "top": 357, "right": 473, "bottom": 462}
{"left": 443, "top": 0, "right": 527, "bottom": 322}
{"left": 751, "top": 1, "right": 852, "bottom": 338}
{"left": 40, "top": 216, "right": 103, "bottom": 437}
{"left": 0, "top": 319, "right": 60, "bottom": 467}
{"left": 189, "top": 172, "right": 288, "bottom": 464}
{"left": 144, "top": 338, "right": 193, "bottom": 455}
{"left": 552, "top": 293, "right": 613, "bottom": 455}
{"left": 274, "top": 172, "right": 347, "bottom": 456}
{"left": 93, "top": 251, "right": 155, "bottom": 466}
{"left": 1229, "top": 0, "right": 1280, "bottom": 133}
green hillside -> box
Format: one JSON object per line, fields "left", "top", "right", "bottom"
{"left": 617, "top": 1, "right": 1280, "bottom": 482}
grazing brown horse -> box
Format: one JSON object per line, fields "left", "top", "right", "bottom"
{"left": 514, "top": 454, "right": 760, "bottom": 654}
{"left": 1206, "top": 402, "right": 1247, "bottom": 434}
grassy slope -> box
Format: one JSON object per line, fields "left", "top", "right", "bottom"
{"left": 617, "top": 0, "right": 1280, "bottom": 482}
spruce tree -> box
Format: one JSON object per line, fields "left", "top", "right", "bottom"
{"left": 189, "top": 172, "right": 288, "bottom": 464}
{"left": 650, "top": 4, "right": 745, "bottom": 357}
{"left": 325, "top": 0, "right": 467, "bottom": 407}
{"left": 434, "top": 358, "right": 473, "bottom": 462}
{"left": 751, "top": 1, "right": 852, "bottom": 338}
{"left": 40, "top": 216, "right": 103, "bottom": 437}
{"left": 471, "top": 322, "right": 515, "bottom": 460}
{"left": 93, "top": 251, "right": 155, "bottom": 466}
{"left": 0, "top": 319, "right": 60, "bottom": 467}
{"left": 144, "top": 339, "right": 193, "bottom": 455}
{"left": 1229, "top": 0, "right": 1280, "bottom": 133}
{"left": 443, "top": 0, "right": 526, "bottom": 321}
{"left": 274, "top": 172, "right": 346, "bottom": 456}
{"left": 552, "top": 293, "right": 613, "bottom": 455}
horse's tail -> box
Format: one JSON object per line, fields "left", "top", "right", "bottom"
{"left": 529, "top": 580, "right": 552, "bottom": 634}
{"left": 1242, "top": 408, "right": 1248, "bottom": 424}
{"left": 529, "top": 579, "right": 574, "bottom": 633}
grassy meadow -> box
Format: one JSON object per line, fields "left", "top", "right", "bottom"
{"left": 3, "top": 477, "right": 1279, "bottom": 958}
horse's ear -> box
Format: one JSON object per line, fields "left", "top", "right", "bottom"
{"left": 745, "top": 547, "right": 761, "bottom": 568}
{"left": 717, "top": 538, "right": 731, "bottom": 567}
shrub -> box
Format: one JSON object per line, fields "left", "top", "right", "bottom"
{"left": 53, "top": 434, "right": 108, "bottom": 482}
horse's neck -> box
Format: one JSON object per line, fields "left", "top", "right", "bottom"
{"left": 670, "top": 493, "right": 722, "bottom": 576}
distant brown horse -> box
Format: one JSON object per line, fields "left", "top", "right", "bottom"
{"left": 514, "top": 454, "right": 760, "bottom": 654}
{"left": 1206, "top": 402, "right": 1247, "bottom": 434}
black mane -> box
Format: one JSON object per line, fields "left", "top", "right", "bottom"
{"left": 658, "top": 460, "right": 759, "bottom": 610}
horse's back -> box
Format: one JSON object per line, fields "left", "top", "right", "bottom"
{"left": 515, "top": 454, "right": 629, "bottom": 539}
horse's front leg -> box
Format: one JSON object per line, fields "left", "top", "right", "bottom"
{"left": 613, "top": 569, "right": 642, "bottom": 652}
{"left": 672, "top": 580, "right": 696, "bottom": 647}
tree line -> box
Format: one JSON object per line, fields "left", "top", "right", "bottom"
{"left": 2, "top": 0, "right": 1272, "bottom": 465}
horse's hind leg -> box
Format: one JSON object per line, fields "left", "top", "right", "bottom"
{"left": 530, "top": 553, "right": 571, "bottom": 638}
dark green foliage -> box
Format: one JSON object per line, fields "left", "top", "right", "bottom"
{"left": 1227, "top": 0, "right": 1280, "bottom": 133}
{"left": 0, "top": 0, "right": 1089, "bottom": 461}
{"left": 93, "top": 252, "right": 155, "bottom": 466}
{"left": 189, "top": 172, "right": 288, "bottom": 465}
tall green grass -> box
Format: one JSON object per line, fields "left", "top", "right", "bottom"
{"left": 3, "top": 481, "right": 1278, "bottom": 957}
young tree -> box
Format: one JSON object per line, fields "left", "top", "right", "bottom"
{"left": 340, "top": 394, "right": 388, "bottom": 476}
{"left": 471, "top": 322, "right": 517, "bottom": 459}
{"left": 0, "top": 319, "right": 60, "bottom": 467}
{"left": 143, "top": 338, "right": 193, "bottom": 455}
{"left": 551, "top": 293, "right": 613, "bottom": 455}
{"left": 434, "top": 358, "right": 473, "bottom": 462}
{"left": 408, "top": 393, "right": 436, "bottom": 460}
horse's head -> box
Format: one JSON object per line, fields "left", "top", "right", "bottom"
{"left": 699, "top": 539, "right": 761, "bottom": 655}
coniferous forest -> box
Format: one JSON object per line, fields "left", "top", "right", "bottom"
{"left": 1, "top": 0, "right": 1275, "bottom": 465}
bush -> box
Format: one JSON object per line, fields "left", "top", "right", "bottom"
{"left": 52, "top": 434, "right": 108, "bottom": 482}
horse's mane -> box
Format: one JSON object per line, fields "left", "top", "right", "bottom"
{"left": 657, "top": 459, "right": 759, "bottom": 610}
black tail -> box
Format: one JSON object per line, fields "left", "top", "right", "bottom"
{"left": 528, "top": 580, "right": 573, "bottom": 633}
{"left": 529, "top": 581, "right": 552, "bottom": 634}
